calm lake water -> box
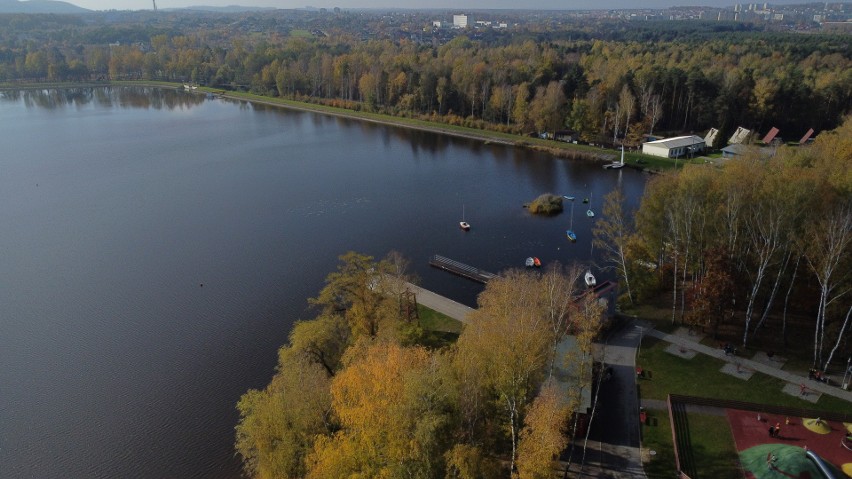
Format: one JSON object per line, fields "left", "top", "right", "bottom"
{"left": 0, "top": 87, "right": 647, "bottom": 478}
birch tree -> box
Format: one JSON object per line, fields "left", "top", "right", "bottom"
{"left": 455, "top": 270, "right": 551, "bottom": 476}
{"left": 593, "top": 189, "right": 635, "bottom": 304}
{"left": 803, "top": 205, "right": 852, "bottom": 368}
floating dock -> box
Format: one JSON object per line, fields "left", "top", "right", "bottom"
{"left": 429, "top": 255, "right": 498, "bottom": 284}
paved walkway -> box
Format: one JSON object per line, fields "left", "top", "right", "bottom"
{"left": 643, "top": 328, "right": 852, "bottom": 403}
{"left": 405, "top": 281, "right": 474, "bottom": 324}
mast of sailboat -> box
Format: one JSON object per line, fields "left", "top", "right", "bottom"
{"left": 570, "top": 200, "right": 574, "bottom": 229}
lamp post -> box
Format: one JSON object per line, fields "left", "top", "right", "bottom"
{"left": 842, "top": 355, "right": 852, "bottom": 390}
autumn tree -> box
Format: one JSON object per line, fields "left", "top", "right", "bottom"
{"left": 515, "top": 380, "right": 573, "bottom": 479}
{"left": 593, "top": 188, "right": 635, "bottom": 305}
{"left": 306, "top": 341, "right": 451, "bottom": 478}
{"left": 235, "top": 348, "right": 334, "bottom": 479}
{"left": 309, "top": 251, "right": 412, "bottom": 340}
{"left": 455, "top": 270, "right": 552, "bottom": 476}
{"left": 539, "top": 262, "right": 583, "bottom": 379}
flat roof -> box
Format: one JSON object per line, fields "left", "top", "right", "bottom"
{"left": 644, "top": 135, "right": 705, "bottom": 149}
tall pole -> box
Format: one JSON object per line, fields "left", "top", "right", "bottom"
{"left": 152, "top": 0, "right": 157, "bottom": 11}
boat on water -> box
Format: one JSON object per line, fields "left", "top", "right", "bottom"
{"left": 563, "top": 195, "right": 575, "bottom": 201}
{"left": 525, "top": 257, "right": 542, "bottom": 267}
{"left": 604, "top": 145, "right": 626, "bottom": 169}
{"left": 566, "top": 200, "right": 577, "bottom": 242}
{"left": 585, "top": 270, "right": 597, "bottom": 287}
{"left": 582, "top": 198, "right": 589, "bottom": 204}
{"left": 460, "top": 205, "right": 470, "bottom": 231}
{"left": 587, "top": 192, "right": 595, "bottom": 217}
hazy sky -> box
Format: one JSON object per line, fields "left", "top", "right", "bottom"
{"left": 67, "top": 0, "right": 779, "bottom": 12}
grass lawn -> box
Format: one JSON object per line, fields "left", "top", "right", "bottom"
{"left": 641, "top": 408, "right": 677, "bottom": 479}
{"left": 637, "top": 336, "right": 850, "bottom": 414}
{"left": 642, "top": 407, "right": 742, "bottom": 479}
{"left": 687, "top": 414, "right": 741, "bottom": 479}
{"left": 417, "top": 304, "right": 463, "bottom": 349}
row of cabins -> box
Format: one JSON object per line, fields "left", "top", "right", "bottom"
{"left": 640, "top": 126, "right": 814, "bottom": 159}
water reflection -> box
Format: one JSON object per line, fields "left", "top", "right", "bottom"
{"left": 0, "top": 86, "right": 205, "bottom": 110}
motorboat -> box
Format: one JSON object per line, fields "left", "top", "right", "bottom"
{"left": 525, "top": 257, "right": 535, "bottom": 267}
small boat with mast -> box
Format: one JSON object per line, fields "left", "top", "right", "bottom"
{"left": 459, "top": 205, "right": 470, "bottom": 231}
{"left": 604, "top": 145, "right": 626, "bottom": 169}
{"left": 566, "top": 199, "right": 577, "bottom": 242}
{"left": 586, "top": 192, "right": 595, "bottom": 217}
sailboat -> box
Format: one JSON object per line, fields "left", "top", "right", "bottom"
{"left": 566, "top": 200, "right": 577, "bottom": 242}
{"left": 586, "top": 192, "right": 595, "bottom": 217}
{"left": 604, "top": 145, "right": 626, "bottom": 169}
{"left": 606, "top": 145, "right": 626, "bottom": 169}
{"left": 459, "top": 205, "right": 470, "bottom": 231}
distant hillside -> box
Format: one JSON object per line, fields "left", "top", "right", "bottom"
{"left": 173, "top": 5, "right": 277, "bottom": 12}
{"left": 0, "top": 0, "right": 90, "bottom": 13}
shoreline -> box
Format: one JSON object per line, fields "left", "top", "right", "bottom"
{"left": 1, "top": 80, "right": 684, "bottom": 171}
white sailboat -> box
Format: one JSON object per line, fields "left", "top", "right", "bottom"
{"left": 586, "top": 192, "right": 595, "bottom": 217}
{"left": 605, "top": 145, "right": 626, "bottom": 169}
{"left": 459, "top": 205, "right": 470, "bottom": 231}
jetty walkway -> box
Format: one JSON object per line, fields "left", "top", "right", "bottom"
{"left": 428, "top": 255, "right": 498, "bottom": 284}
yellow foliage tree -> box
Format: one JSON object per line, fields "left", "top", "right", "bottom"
{"left": 516, "top": 381, "right": 573, "bottom": 479}
{"left": 306, "top": 341, "right": 450, "bottom": 479}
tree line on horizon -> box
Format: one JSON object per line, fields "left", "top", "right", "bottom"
{"left": 235, "top": 251, "right": 605, "bottom": 479}
{"left": 0, "top": 13, "right": 849, "bottom": 147}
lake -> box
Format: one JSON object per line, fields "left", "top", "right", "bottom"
{"left": 0, "top": 86, "right": 647, "bottom": 478}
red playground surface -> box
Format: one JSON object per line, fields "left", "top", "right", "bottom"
{"left": 726, "top": 408, "right": 851, "bottom": 474}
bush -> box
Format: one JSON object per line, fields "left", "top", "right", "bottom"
{"left": 527, "top": 193, "right": 563, "bottom": 215}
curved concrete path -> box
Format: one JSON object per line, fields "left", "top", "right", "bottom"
{"left": 643, "top": 328, "right": 852, "bottom": 403}
{"left": 405, "top": 281, "right": 474, "bottom": 324}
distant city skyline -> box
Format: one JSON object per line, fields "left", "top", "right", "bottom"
{"left": 62, "top": 0, "right": 818, "bottom": 12}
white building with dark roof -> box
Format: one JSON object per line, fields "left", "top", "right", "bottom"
{"left": 641, "top": 135, "right": 705, "bottom": 158}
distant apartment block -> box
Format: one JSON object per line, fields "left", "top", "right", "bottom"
{"left": 453, "top": 14, "right": 470, "bottom": 28}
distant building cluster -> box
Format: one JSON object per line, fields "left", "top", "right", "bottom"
{"left": 599, "top": 2, "right": 849, "bottom": 29}
{"left": 432, "top": 13, "right": 509, "bottom": 30}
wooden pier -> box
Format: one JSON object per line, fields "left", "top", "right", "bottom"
{"left": 429, "top": 255, "right": 498, "bottom": 284}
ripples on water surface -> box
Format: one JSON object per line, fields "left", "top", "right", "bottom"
{"left": 0, "top": 87, "right": 647, "bottom": 478}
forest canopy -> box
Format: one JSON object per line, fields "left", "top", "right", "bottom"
{"left": 594, "top": 117, "right": 851, "bottom": 371}
{"left": 1, "top": 11, "right": 849, "bottom": 147}
{"left": 235, "top": 252, "right": 601, "bottom": 478}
